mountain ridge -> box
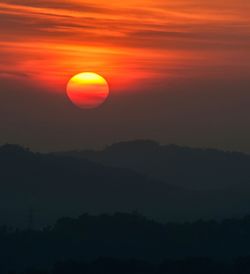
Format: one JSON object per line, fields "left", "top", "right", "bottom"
{"left": 55, "top": 140, "right": 250, "bottom": 190}
{"left": 1, "top": 141, "right": 250, "bottom": 227}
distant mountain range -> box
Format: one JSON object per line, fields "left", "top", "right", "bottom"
{"left": 1, "top": 141, "right": 250, "bottom": 227}
{"left": 58, "top": 140, "right": 250, "bottom": 190}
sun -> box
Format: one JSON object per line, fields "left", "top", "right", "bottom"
{"left": 66, "top": 72, "right": 109, "bottom": 109}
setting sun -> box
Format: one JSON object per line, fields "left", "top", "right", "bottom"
{"left": 66, "top": 72, "right": 109, "bottom": 109}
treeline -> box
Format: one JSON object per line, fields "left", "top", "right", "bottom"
{"left": 10, "top": 257, "right": 250, "bottom": 274}
{"left": 2, "top": 212, "right": 250, "bottom": 272}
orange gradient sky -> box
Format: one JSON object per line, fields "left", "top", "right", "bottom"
{"left": 0, "top": 0, "right": 250, "bottom": 151}
{"left": 0, "top": 0, "right": 249, "bottom": 93}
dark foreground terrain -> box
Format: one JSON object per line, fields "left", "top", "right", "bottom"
{"left": 12, "top": 257, "right": 250, "bottom": 274}
{"left": 2, "top": 212, "right": 250, "bottom": 273}
{"left": 1, "top": 141, "right": 250, "bottom": 273}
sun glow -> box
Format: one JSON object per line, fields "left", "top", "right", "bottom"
{"left": 66, "top": 72, "right": 109, "bottom": 109}
{"left": 70, "top": 72, "right": 107, "bottom": 85}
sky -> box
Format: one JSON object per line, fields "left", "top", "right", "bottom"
{"left": 0, "top": 0, "right": 250, "bottom": 152}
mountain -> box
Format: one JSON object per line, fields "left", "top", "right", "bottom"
{"left": 1, "top": 142, "right": 250, "bottom": 227}
{"left": 0, "top": 144, "right": 187, "bottom": 227}
{"left": 58, "top": 140, "right": 250, "bottom": 190}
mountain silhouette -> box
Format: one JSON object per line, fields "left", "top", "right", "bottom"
{"left": 0, "top": 144, "right": 183, "bottom": 227}
{"left": 1, "top": 142, "right": 250, "bottom": 227}
{"left": 59, "top": 140, "right": 250, "bottom": 190}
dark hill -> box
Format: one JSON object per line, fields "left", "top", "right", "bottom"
{"left": 1, "top": 142, "right": 250, "bottom": 227}
{"left": 59, "top": 140, "right": 250, "bottom": 190}
{"left": 0, "top": 144, "right": 185, "bottom": 227}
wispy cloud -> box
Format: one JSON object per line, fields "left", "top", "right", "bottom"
{"left": 0, "top": 0, "right": 249, "bottom": 91}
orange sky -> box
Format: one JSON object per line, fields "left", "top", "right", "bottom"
{"left": 0, "top": 0, "right": 250, "bottom": 151}
{"left": 0, "top": 0, "right": 250, "bottom": 93}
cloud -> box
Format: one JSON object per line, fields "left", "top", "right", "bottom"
{"left": 0, "top": 0, "right": 249, "bottom": 49}
{"left": 0, "top": 0, "right": 103, "bottom": 12}
{"left": 0, "top": 70, "right": 29, "bottom": 78}
{"left": 0, "top": 0, "right": 249, "bottom": 94}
